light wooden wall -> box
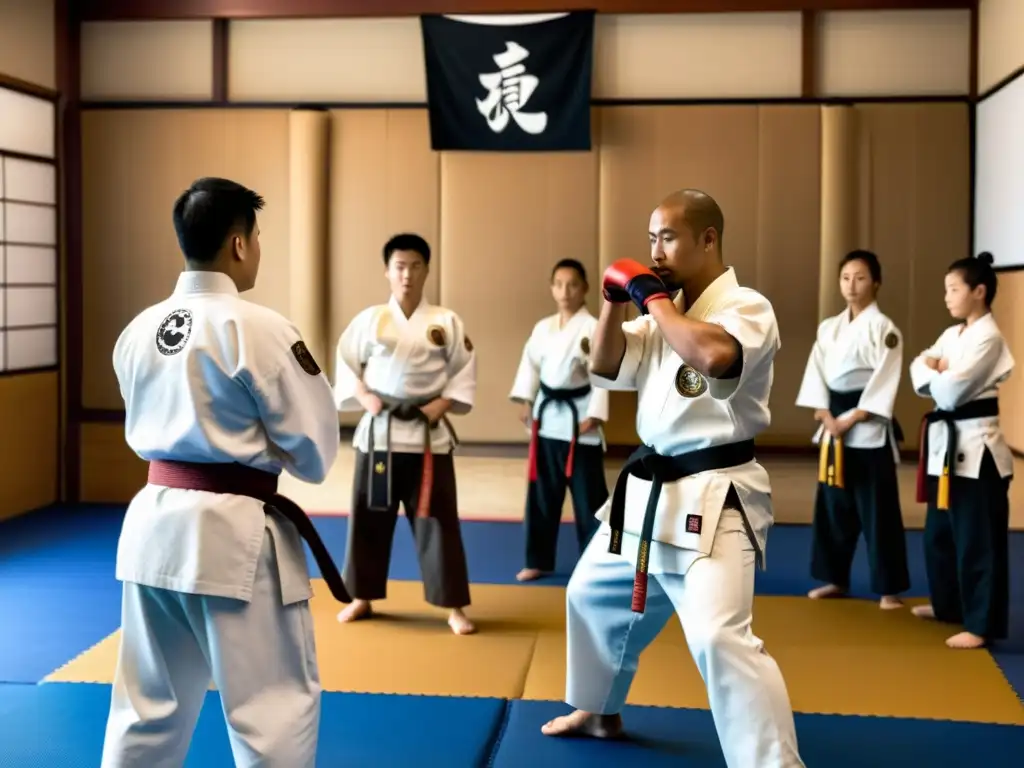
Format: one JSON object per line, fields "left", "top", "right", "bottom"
{"left": 978, "top": 0, "right": 1024, "bottom": 453}
{"left": 0, "top": 0, "right": 59, "bottom": 521}
{"left": 74, "top": 9, "right": 975, "bottom": 502}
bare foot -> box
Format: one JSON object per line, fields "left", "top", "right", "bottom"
{"left": 541, "top": 709, "right": 623, "bottom": 739}
{"left": 808, "top": 584, "right": 846, "bottom": 600}
{"left": 946, "top": 631, "right": 986, "bottom": 649}
{"left": 448, "top": 608, "right": 476, "bottom": 635}
{"left": 911, "top": 604, "right": 935, "bottom": 620}
{"left": 337, "top": 599, "right": 372, "bottom": 623}
{"left": 516, "top": 568, "right": 544, "bottom": 582}
{"left": 879, "top": 595, "right": 903, "bottom": 610}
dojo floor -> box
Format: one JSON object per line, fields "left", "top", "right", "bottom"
{"left": 2, "top": 450, "right": 1023, "bottom": 766}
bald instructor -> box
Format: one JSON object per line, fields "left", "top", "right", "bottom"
{"left": 541, "top": 190, "right": 805, "bottom": 767}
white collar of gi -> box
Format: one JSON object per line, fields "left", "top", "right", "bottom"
{"left": 174, "top": 270, "right": 239, "bottom": 296}
{"left": 388, "top": 293, "right": 428, "bottom": 321}
{"left": 682, "top": 266, "right": 738, "bottom": 321}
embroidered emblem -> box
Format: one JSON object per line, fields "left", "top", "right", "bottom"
{"left": 685, "top": 514, "right": 702, "bottom": 534}
{"left": 155, "top": 309, "right": 192, "bottom": 356}
{"left": 464, "top": 335, "right": 474, "bottom": 352}
{"left": 374, "top": 461, "right": 386, "bottom": 474}
{"left": 580, "top": 337, "right": 590, "bottom": 355}
{"left": 291, "top": 341, "right": 321, "bottom": 376}
{"left": 675, "top": 364, "right": 707, "bottom": 398}
{"left": 427, "top": 325, "right": 447, "bottom": 347}
{"left": 884, "top": 331, "right": 899, "bottom": 349}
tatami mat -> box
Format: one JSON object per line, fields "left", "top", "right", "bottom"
{"left": 46, "top": 579, "right": 1024, "bottom": 725}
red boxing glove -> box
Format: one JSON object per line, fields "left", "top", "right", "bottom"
{"left": 602, "top": 259, "right": 670, "bottom": 314}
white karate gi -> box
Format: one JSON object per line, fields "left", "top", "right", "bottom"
{"left": 909, "top": 312, "right": 1015, "bottom": 480}
{"left": 564, "top": 268, "right": 805, "bottom": 768}
{"left": 333, "top": 295, "right": 477, "bottom": 451}
{"left": 509, "top": 306, "right": 609, "bottom": 446}
{"left": 795, "top": 302, "right": 903, "bottom": 461}
{"left": 101, "top": 271, "right": 340, "bottom": 768}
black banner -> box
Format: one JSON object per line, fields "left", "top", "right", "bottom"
{"left": 420, "top": 12, "right": 595, "bottom": 152}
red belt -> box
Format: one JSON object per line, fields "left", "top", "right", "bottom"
{"left": 147, "top": 460, "right": 351, "bottom": 603}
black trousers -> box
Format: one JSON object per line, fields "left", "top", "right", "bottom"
{"left": 524, "top": 437, "right": 608, "bottom": 572}
{"left": 343, "top": 450, "right": 471, "bottom": 608}
{"left": 811, "top": 445, "right": 910, "bottom": 595}
{"left": 923, "top": 450, "right": 1011, "bottom": 640}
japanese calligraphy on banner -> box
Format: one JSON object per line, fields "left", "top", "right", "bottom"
{"left": 419, "top": 12, "right": 595, "bottom": 152}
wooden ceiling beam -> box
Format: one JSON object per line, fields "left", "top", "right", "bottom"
{"left": 78, "top": 0, "right": 973, "bottom": 22}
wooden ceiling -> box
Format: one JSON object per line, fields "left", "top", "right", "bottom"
{"left": 78, "top": 0, "right": 974, "bottom": 22}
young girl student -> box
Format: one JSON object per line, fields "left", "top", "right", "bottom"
{"left": 796, "top": 250, "right": 911, "bottom": 609}
{"left": 509, "top": 259, "right": 609, "bottom": 582}
{"left": 909, "top": 252, "right": 1014, "bottom": 649}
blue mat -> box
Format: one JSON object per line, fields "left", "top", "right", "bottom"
{"left": 493, "top": 700, "right": 1024, "bottom": 768}
{"left": 1, "top": 504, "right": 1023, "bottom": 699}
{"left": 0, "top": 682, "right": 506, "bottom": 767}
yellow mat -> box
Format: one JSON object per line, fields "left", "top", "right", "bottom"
{"left": 45, "top": 580, "right": 1024, "bottom": 725}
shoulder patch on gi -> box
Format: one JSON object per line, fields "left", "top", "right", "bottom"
{"left": 155, "top": 309, "right": 193, "bottom": 356}
{"left": 464, "top": 335, "right": 474, "bottom": 352}
{"left": 580, "top": 337, "right": 590, "bottom": 355}
{"left": 291, "top": 340, "right": 321, "bottom": 376}
{"left": 427, "top": 325, "right": 447, "bottom": 347}
{"left": 675, "top": 364, "right": 708, "bottom": 398}
{"left": 884, "top": 331, "right": 899, "bottom": 349}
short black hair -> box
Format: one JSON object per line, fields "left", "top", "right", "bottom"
{"left": 551, "top": 258, "right": 587, "bottom": 284}
{"left": 383, "top": 233, "right": 431, "bottom": 265}
{"left": 172, "top": 177, "right": 264, "bottom": 264}
{"left": 948, "top": 251, "right": 998, "bottom": 307}
{"left": 839, "top": 249, "right": 882, "bottom": 283}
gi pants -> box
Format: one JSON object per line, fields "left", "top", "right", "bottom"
{"left": 525, "top": 436, "right": 607, "bottom": 571}
{"left": 344, "top": 449, "right": 472, "bottom": 608}
{"left": 101, "top": 528, "right": 320, "bottom": 768}
{"left": 923, "top": 450, "right": 1011, "bottom": 640}
{"left": 565, "top": 508, "right": 805, "bottom": 768}
{"left": 810, "top": 445, "right": 910, "bottom": 595}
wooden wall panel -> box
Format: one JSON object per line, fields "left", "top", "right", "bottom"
{"left": 439, "top": 144, "right": 599, "bottom": 443}
{"left": 855, "top": 102, "right": 970, "bottom": 449}
{"left": 327, "top": 109, "right": 440, "bottom": 369}
{"left": 0, "top": 372, "right": 58, "bottom": 519}
{"left": 79, "top": 109, "right": 291, "bottom": 410}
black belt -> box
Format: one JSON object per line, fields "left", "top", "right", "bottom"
{"left": 915, "top": 397, "right": 999, "bottom": 510}
{"left": 828, "top": 388, "right": 904, "bottom": 443}
{"left": 527, "top": 381, "right": 592, "bottom": 482}
{"left": 366, "top": 393, "right": 459, "bottom": 517}
{"left": 607, "top": 440, "right": 756, "bottom": 613}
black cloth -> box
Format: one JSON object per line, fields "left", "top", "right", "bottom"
{"left": 524, "top": 436, "right": 606, "bottom": 572}
{"left": 922, "top": 450, "right": 1011, "bottom": 640}
{"left": 810, "top": 445, "right": 910, "bottom": 595}
{"left": 344, "top": 451, "right": 471, "bottom": 609}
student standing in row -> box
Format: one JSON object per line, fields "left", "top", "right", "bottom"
{"left": 510, "top": 259, "right": 609, "bottom": 582}
{"left": 796, "top": 250, "right": 910, "bottom": 609}
{"left": 909, "top": 251, "right": 1014, "bottom": 650}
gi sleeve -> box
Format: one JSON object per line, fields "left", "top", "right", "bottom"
{"left": 857, "top": 321, "right": 903, "bottom": 419}
{"left": 929, "top": 336, "right": 1008, "bottom": 411}
{"left": 589, "top": 315, "right": 652, "bottom": 392}
{"left": 704, "top": 291, "right": 780, "bottom": 401}
{"left": 441, "top": 312, "right": 476, "bottom": 415}
{"left": 585, "top": 385, "right": 610, "bottom": 423}
{"left": 249, "top": 327, "right": 340, "bottom": 485}
{"left": 909, "top": 334, "right": 945, "bottom": 397}
{"left": 332, "top": 310, "right": 372, "bottom": 412}
{"left": 509, "top": 323, "right": 542, "bottom": 404}
{"left": 794, "top": 322, "right": 831, "bottom": 412}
